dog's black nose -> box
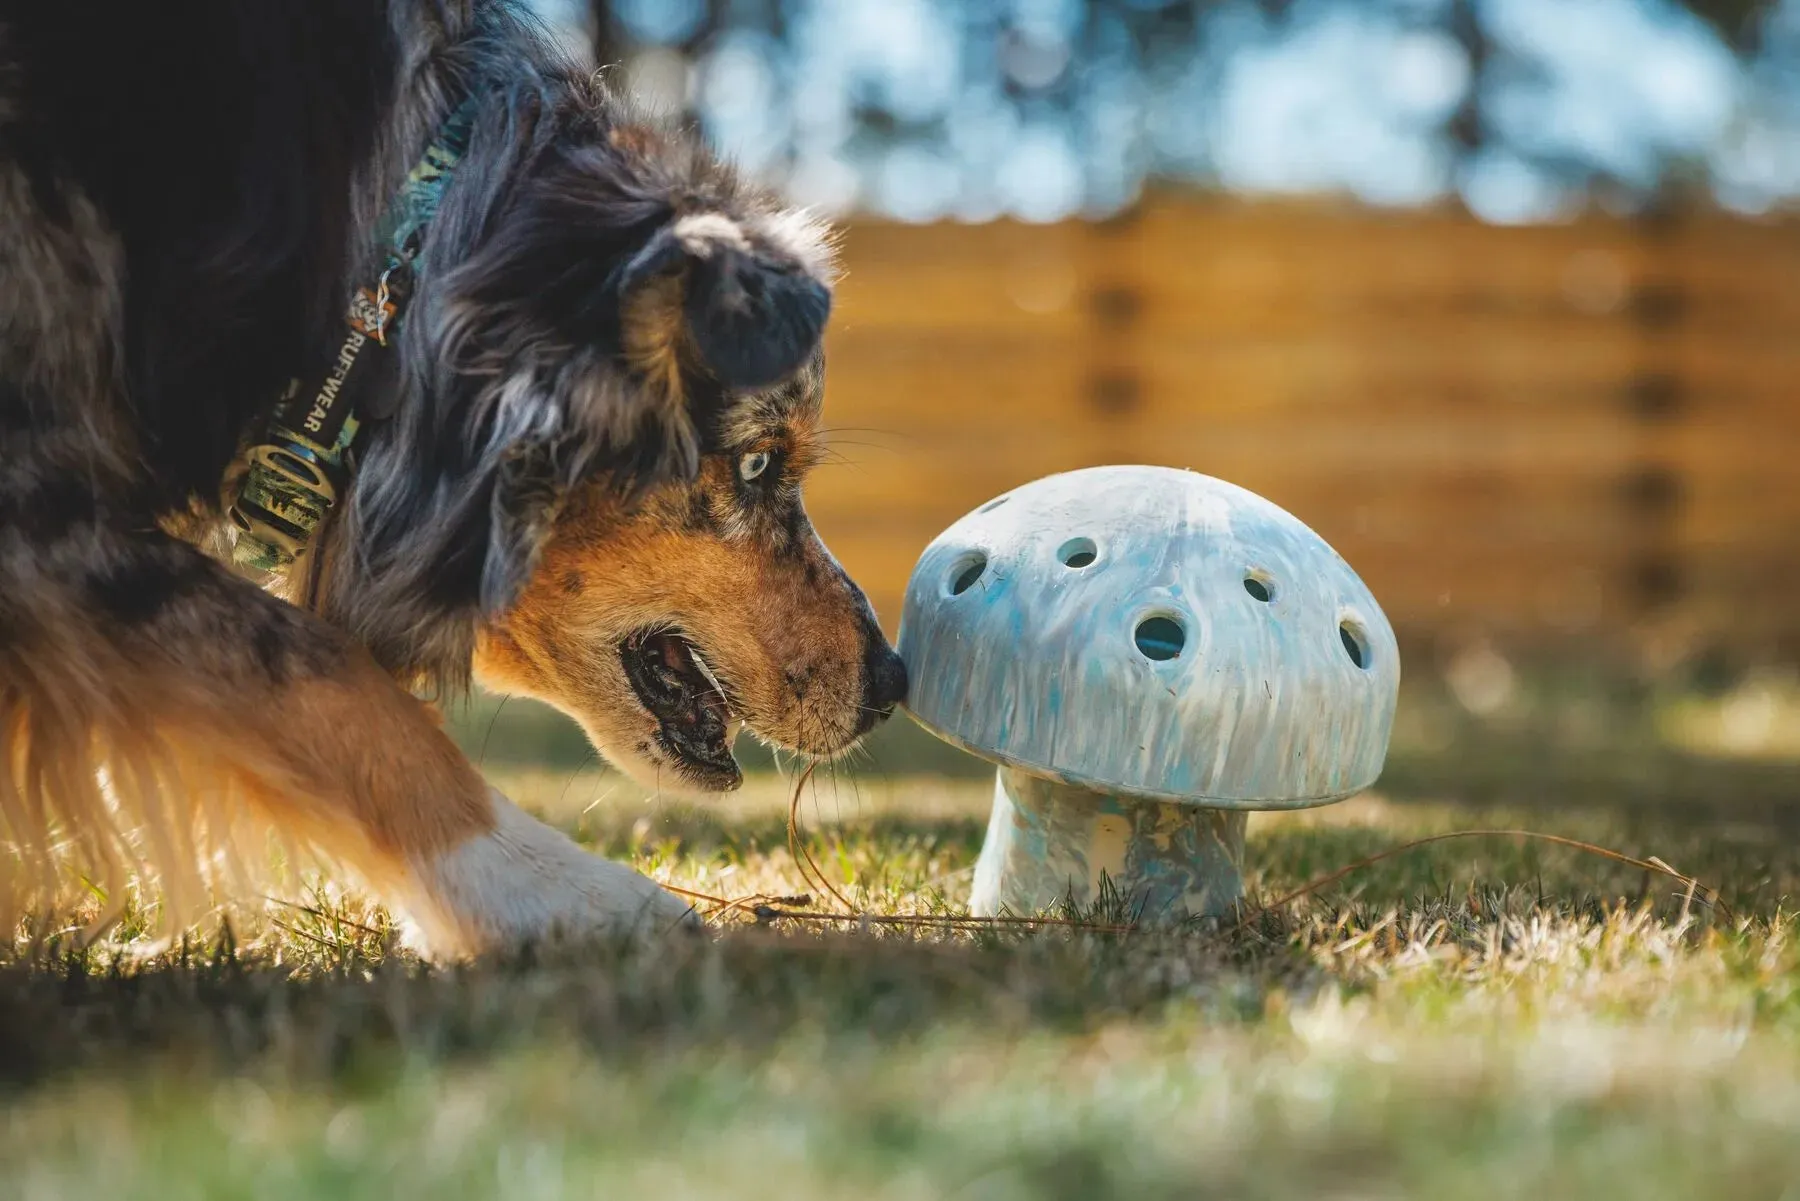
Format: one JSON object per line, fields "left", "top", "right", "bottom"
{"left": 863, "top": 643, "right": 909, "bottom": 715}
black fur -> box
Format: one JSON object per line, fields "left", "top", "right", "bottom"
{"left": 619, "top": 225, "right": 833, "bottom": 392}
{"left": 2, "top": 0, "right": 400, "bottom": 510}
{"left": 684, "top": 247, "right": 833, "bottom": 391}
{"left": 0, "top": 0, "right": 838, "bottom": 693}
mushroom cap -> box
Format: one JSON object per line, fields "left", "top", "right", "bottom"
{"left": 897, "top": 465, "right": 1400, "bottom": 809}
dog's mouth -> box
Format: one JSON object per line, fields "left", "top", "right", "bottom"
{"left": 619, "top": 628, "right": 743, "bottom": 790}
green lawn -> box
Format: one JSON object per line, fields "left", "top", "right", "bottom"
{"left": 5, "top": 674, "right": 1800, "bottom": 1199}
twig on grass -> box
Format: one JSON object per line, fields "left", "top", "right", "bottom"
{"left": 1230, "top": 828, "right": 1733, "bottom": 931}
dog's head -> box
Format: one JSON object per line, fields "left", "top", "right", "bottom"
{"left": 471, "top": 353, "right": 906, "bottom": 790}
{"left": 315, "top": 62, "right": 903, "bottom": 788}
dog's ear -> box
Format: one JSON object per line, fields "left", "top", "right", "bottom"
{"left": 618, "top": 209, "right": 835, "bottom": 397}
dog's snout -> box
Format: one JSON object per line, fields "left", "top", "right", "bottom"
{"left": 861, "top": 641, "right": 908, "bottom": 720}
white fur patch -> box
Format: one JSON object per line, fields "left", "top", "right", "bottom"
{"left": 752, "top": 206, "right": 839, "bottom": 284}
{"left": 674, "top": 207, "right": 839, "bottom": 283}
{"left": 399, "top": 788, "right": 698, "bottom": 957}
{"left": 673, "top": 211, "right": 751, "bottom": 257}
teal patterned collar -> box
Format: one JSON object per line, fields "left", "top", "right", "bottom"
{"left": 229, "top": 97, "right": 480, "bottom": 578}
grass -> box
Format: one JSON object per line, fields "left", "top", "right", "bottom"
{"left": 6, "top": 674, "right": 1800, "bottom": 1199}
{"left": 5, "top": 793, "right": 1800, "bottom": 1197}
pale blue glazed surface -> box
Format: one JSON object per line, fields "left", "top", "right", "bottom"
{"left": 971, "top": 767, "right": 1247, "bottom": 921}
{"left": 898, "top": 465, "right": 1400, "bottom": 809}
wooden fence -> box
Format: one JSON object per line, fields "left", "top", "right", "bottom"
{"left": 802, "top": 195, "right": 1800, "bottom": 666}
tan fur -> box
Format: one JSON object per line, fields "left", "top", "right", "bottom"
{"left": 0, "top": 618, "right": 495, "bottom": 942}
{"left": 620, "top": 272, "right": 693, "bottom": 437}
{"left": 474, "top": 394, "right": 874, "bottom": 791}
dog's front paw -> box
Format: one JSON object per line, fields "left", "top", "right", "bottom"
{"left": 398, "top": 789, "right": 699, "bottom": 958}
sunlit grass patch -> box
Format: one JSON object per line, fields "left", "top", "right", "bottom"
{"left": 4, "top": 769, "right": 1800, "bottom": 1200}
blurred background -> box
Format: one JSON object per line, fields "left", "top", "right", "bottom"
{"left": 463, "top": 0, "right": 1800, "bottom": 809}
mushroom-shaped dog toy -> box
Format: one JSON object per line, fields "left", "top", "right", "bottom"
{"left": 897, "top": 465, "right": 1400, "bottom": 923}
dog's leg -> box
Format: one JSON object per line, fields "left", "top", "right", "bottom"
{"left": 0, "top": 523, "right": 697, "bottom": 956}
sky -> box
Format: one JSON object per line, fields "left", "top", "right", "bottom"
{"left": 532, "top": 0, "right": 1800, "bottom": 224}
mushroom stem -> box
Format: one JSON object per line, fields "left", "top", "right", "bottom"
{"left": 970, "top": 766, "right": 1247, "bottom": 924}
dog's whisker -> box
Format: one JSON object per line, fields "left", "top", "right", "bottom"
{"left": 579, "top": 780, "right": 621, "bottom": 816}
{"left": 477, "top": 693, "right": 514, "bottom": 768}
{"left": 556, "top": 750, "right": 599, "bottom": 812}
{"left": 817, "top": 439, "right": 901, "bottom": 454}
{"left": 687, "top": 646, "right": 728, "bottom": 700}
{"left": 816, "top": 425, "right": 912, "bottom": 442}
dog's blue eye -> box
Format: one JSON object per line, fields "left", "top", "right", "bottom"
{"left": 739, "top": 451, "right": 771, "bottom": 482}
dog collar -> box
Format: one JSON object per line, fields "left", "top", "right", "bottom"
{"left": 228, "top": 97, "right": 480, "bottom": 577}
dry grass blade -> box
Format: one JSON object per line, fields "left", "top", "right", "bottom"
{"left": 1234, "top": 828, "right": 1734, "bottom": 930}
{"left": 261, "top": 895, "right": 387, "bottom": 939}
{"left": 266, "top": 918, "right": 349, "bottom": 952}
{"left": 787, "top": 761, "right": 854, "bottom": 912}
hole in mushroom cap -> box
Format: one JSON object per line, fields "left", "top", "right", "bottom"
{"left": 979, "top": 495, "right": 1010, "bottom": 513}
{"left": 1243, "top": 573, "right": 1275, "bottom": 603}
{"left": 1058, "top": 537, "right": 1097, "bottom": 569}
{"left": 1339, "top": 619, "right": 1370, "bottom": 669}
{"left": 1134, "top": 614, "right": 1186, "bottom": 661}
{"left": 947, "top": 552, "right": 987, "bottom": 597}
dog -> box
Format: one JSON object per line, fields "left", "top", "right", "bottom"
{"left": 0, "top": 0, "right": 906, "bottom": 956}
